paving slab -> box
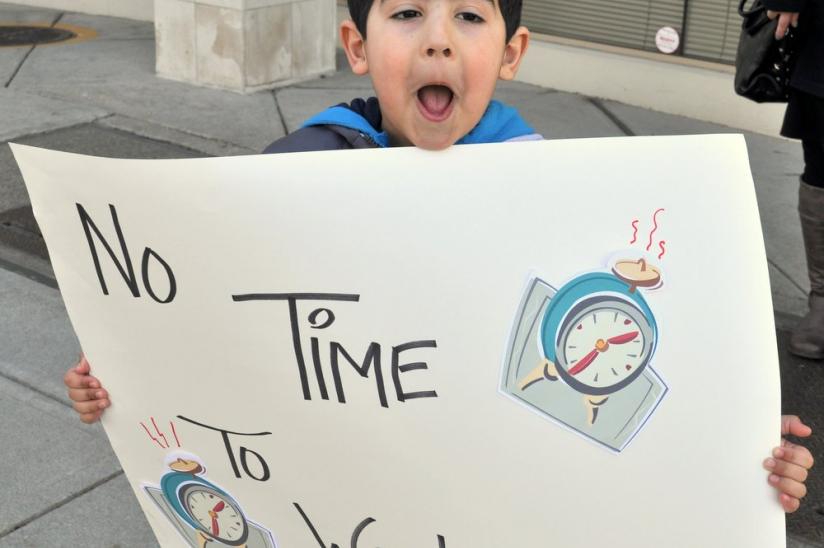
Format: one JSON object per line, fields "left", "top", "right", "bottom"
{"left": 0, "top": 267, "right": 79, "bottom": 405}
{"left": 275, "top": 86, "right": 376, "bottom": 133}
{"left": 0, "top": 46, "right": 25, "bottom": 87}
{"left": 2, "top": 123, "right": 206, "bottom": 213}
{"left": 0, "top": 2, "right": 59, "bottom": 22}
{"left": 1, "top": 123, "right": 207, "bottom": 267}
{"left": 0, "top": 376, "right": 120, "bottom": 536}
{"left": 98, "top": 115, "right": 257, "bottom": 157}
{"left": 10, "top": 39, "right": 284, "bottom": 151}
{"left": 515, "top": 92, "right": 626, "bottom": 139}
{"left": 60, "top": 11, "right": 155, "bottom": 41}
{"left": 770, "top": 263, "right": 809, "bottom": 318}
{"left": 0, "top": 474, "right": 157, "bottom": 548}
{"left": 0, "top": 89, "right": 108, "bottom": 142}
{"left": 599, "top": 100, "right": 809, "bottom": 295}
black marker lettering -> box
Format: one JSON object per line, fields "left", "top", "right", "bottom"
{"left": 392, "top": 340, "right": 438, "bottom": 402}
{"left": 350, "top": 517, "right": 375, "bottom": 547}
{"left": 331, "top": 342, "right": 387, "bottom": 408}
{"left": 77, "top": 203, "right": 139, "bottom": 297}
{"left": 177, "top": 415, "right": 272, "bottom": 481}
{"left": 231, "top": 293, "right": 359, "bottom": 402}
{"left": 239, "top": 446, "right": 270, "bottom": 481}
{"left": 141, "top": 247, "right": 177, "bottom": 303}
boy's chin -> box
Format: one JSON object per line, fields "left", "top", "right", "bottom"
{"left": 408, "top": 132, "right": 459, "bottom": 151}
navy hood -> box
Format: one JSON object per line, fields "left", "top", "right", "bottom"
{"left": 302, "top": 97, "right": 540, "bottom": 147}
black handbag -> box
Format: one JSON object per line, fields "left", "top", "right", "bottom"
{"left": 734, "top": 0, "right": 797, "bottom": 103}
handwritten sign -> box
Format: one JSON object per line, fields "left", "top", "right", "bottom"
{"left": 12, "top": 136, "right": 785, "bottom": 547}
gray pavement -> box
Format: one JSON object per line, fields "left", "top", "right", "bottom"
{"left": 0, "top": 4, "right": 821, "bottom": 546}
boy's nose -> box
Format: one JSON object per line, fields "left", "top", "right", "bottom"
{"left": 426, "top": 47, "right": 452, "bottom": 57}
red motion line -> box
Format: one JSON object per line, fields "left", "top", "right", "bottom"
{"left": 140, "top": 422, "right": 166, "bottom": 449}
{"left": 170, "top": 421, "right": 182, "bottom": 447}
{"left": 646, "top": 208, "right": 665, "bottom": 251}
{"left": 630, "top": 219, "right": 639, "bottom": 244}
{"left": 569, "top": 349, "right": 599, "bottom": 376}
{"left": 151, "top": 417, "right": 169, "bottom": 448}
{"left": 607, "top": 331, "right": 639, "bottom": 344}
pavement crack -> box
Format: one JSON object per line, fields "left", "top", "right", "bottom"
{"left": 0, "top": 255, "right": 58, "bottom": 289}
{"left": 4, "top": 13, "right": 67, "bottom": 88}
{"left": 272, "top": 89, "right": 290, "bottom": 136}
{"left": 0, "top": 469, "right": 124, "bottom": 539}
{"left": 586, "top": 97, "right": 635, "bottom": 136}
{"left": 769, "top": 257, "right": 808, "bottom": 296}
{"left": 4, "top": 45, "right": 35, "bottom": 88}
{"left": 0, "top": 370, "right": 70, "bottom": 408}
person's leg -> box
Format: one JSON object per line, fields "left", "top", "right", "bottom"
{"left": 790, "top": 139, "right": 824, "bottom": 358}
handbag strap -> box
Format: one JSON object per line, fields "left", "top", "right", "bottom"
{"left": 739, "top": 0, "right": 766, "bottom": 17}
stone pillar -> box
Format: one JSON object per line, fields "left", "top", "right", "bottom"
{"left": 154, "top": 0, "right": 336, "bottom": 93}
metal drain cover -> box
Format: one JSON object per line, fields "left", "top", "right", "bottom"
{"left": 0, "top": 25, "right": 77, "bottom": 47}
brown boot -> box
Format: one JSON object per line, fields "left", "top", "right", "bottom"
{"left": 789, "top": 181, "right": 824, "bottom": 359}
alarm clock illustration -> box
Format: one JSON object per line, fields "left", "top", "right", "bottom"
{"left": 161, "top": 459, "right": 250, "bottom": 547}
{"left": 143, "top": 456, "right": 276, "bottom": 548}
{"left": 514, "top": 258, "right": 665, "bottom": 427}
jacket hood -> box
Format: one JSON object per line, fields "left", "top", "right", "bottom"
{"left": 301, "top": 97, "right": 540, "bottom": 148}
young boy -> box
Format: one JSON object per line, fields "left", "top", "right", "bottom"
{"left": 65, "top": 0, "right": 814, "bottom": 516}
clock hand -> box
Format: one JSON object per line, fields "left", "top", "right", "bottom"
{"left": 568, "top": 348, "right": 599, "bottom": 376}
{"left": 211, "top": 515, "right": 220, "bottom": 536}
{"left": 607, "top": 331, "right": 639, "bottom": 345}
{"left": 208, "top": 502, "right": 225, "bottom": 537}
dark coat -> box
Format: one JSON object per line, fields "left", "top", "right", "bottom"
{"left": 763, "top": 0, "right": 824, "bottom": 97}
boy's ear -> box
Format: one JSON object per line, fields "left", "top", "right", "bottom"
{"left": 499, "top": 26, "right": 530, "bottom": 80}
{"left": 340, "top": 20, "right": 369, "bottom": 75}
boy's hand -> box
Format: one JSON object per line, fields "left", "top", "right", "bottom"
{"left": 64, "top": 354, "right": 109, "bottom": 424}
{"left": 764, "top": 415, "right": 814, "bottom": 512}
{"left": 767, "top": 10, "right": 800, "bottom": 40}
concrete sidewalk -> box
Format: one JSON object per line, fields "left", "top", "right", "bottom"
{"left": 0, "top": 3, "right": 821, "bottom": 546}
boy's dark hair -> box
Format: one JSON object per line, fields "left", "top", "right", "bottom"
{"left": 348, "top": 0, "right": 522, "bottom": 43}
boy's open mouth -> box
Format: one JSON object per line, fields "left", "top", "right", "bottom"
{"left": 416, "top": 85, "right": 454, "bottom": 122}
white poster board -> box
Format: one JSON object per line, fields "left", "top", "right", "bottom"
{"left": 13, "top": 135, "right": 785, "bottom": 547}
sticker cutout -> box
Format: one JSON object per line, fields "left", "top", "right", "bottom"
{"left": 501, "top": 254, "right": 668, "bottom": 452}
{"left": 143, "top": 453, "right": 277, "bottom": 548}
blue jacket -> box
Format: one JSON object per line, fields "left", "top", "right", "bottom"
{"left": 263, "top": 97, "right": 540, "bottom": 153}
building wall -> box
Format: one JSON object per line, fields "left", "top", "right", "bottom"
{"left": 516, "top": 34, "right": 786, "bottom": 136}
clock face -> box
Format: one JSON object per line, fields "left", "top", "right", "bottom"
{"left": 554, "top": 296, "right": 654, "bottom": 395}
{"left": 179, "top": 484, "right": 249, "bottom": 546}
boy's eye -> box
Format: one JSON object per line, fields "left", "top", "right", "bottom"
{"left": 392, "top": 9, "right": 421, "bottom": 19}
{"left": 456, "top": 11, "right": 484, "bottom": 22}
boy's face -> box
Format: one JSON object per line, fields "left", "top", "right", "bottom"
{"left": 341, "top": 0, "right": 529, "bottom": 150}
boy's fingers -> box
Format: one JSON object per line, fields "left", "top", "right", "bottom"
{"left": 781, "top": 415, "right": 812, "bottom": 438}
{"left": 75, "top": 355, "right": 90, "bottom": 373}
{"left": 64, "top": 371, "right": 100, "bottom": 390}
{"left": 780, "top": 494, "right": 801, "bottom": 513}
{"left": 73, "top": 399, "right": 109, "bottom": 415}
{"left": 765, "top": 457, "right": 809, "bottom": 483}
{"left": 68, "top": 388, "right": 108, "bottom": 403}
{"left": 768, "top": 474, "right": 807, "bottom": 500}
{"left": 775, "top": 445, "right": 815, "bottom": 469}
{"left": 79, "top": 411, "right": 102, "bottom": 424}
{"left": 792, "top": 12, "right": 800, "bottom": 27}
